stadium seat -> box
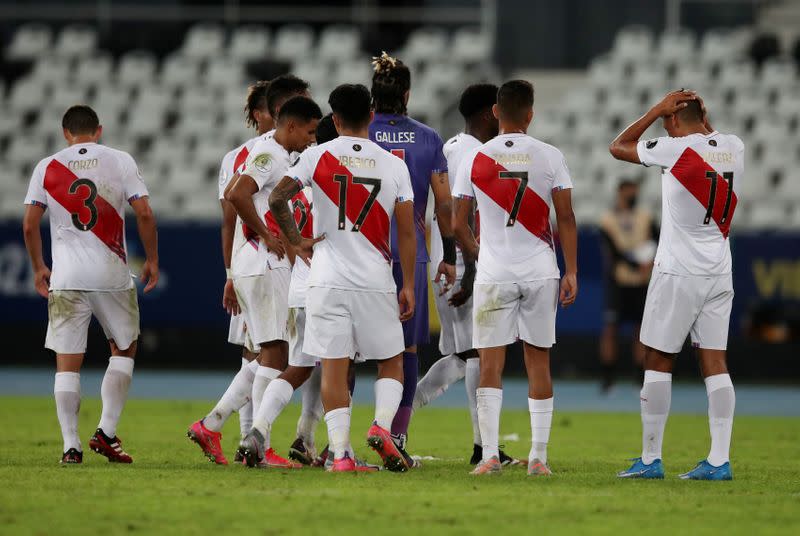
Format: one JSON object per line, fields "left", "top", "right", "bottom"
{"left": 718, "top": 60, "right": 756, "bottom": 94}
{"left": 74, "top": 53, "right": 114, "bottom": 87}
{"left": 292, "top": 59, "right": 332, "bottom": 95}
{"left": 400, "top": 26, "right": 449, "bottom": 66}
{"left": 273, "top": 24, "right": 315, "bottom": 62}
{"left": 46, "top": 85, "right": 90, "bottom": 118}
{"left": 133, "top": 84, "right": 174, "bottom": 117}
{"left": 53, "top": 26, "right": 97, "bottom": 58}
{"left": 117, "top": 50, "right": 158, "bottom": 88}
{"left": 747, "top": 201, "right": 790, "bottom": 229}
{"left": 205, "top": 60, "right": 244, "bottom": 91}
{"left": 160, "top": 53, "right": 200, "bottom": 89}
{"left": 228, "top": 25, "right": 271, "bottom": 61}
{"left": 91, "top": 85, "right": 133, "bottom": 122}
{"left": 3, "top": 135, "right": 50, "bottom": 168}
{"left": 31, "top": 57, "right": 70, "bottom": 87}
{"left": 7, "top": 77, "right": 47, "bottom": 114}
{"left": 317, "top": 25, "right": 360, "bottom": 62}
{"left": 5, "top": 23, "right": 51, "bottom": 60}
{"left": 450, "top": 27, "right": 492, "bottom": 64}
{"left": 172, "top": 114, "right": 218, "bottom": 139}
{"left": 182, "top": 24, "right": 226, "bottom": 60}
{"left": 126, "top": 105, "right": 166, "bottom": 139}
{"left": 656, "top": 29, "right": 696, "bottom": 66}
{"left": 611, "top": 26, "right": 654, "bottom": 64}
{"left": 774, "top": 89, "right": 800, "bottom": 119}
{"left": 332, "top": 60, "right": 373, "bottom": 87}
{"left": 179, "top": 86, "right": 218, "bottom": 115}
{"left": 699, "top": 29, "right": 737, "bottom": 66}
{"left": 761, "top": 58, "right": 798, "bottom": 93}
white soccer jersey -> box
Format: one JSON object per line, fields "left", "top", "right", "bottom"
{"left": 287, "top": 187, "right": 314, "bottom": 308}
{"left": 452, "top": 133, "right": 572, "bottom": 284}
{"left": 287, "top": 135, "right": 414, "bottom": 293}
{"left": 218, "top": 135, "right": 260, "bottom": 201}
{"left": 637, "top": 131, "right": 744, "bottom": 276}
{"left": 429, "top": 132, "right": 482, "bottom": 280}
{"left": 24, "top": 142, "right": 148, "bottom": 291}
{"left": 230, "top": 135, "right": 293, "bottom": 277}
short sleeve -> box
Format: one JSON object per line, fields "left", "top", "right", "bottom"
{"left": 218, "top": 154, "right": 231, "bottom": 200}
{"left": 549, "top": 148, "right": 573, "bottom": 192}
{"left": 120, "top": 152, "right": 149, "bottom": 202}
{"left": 286, "top": 148, "right": 317, "bottom": 188}
{"left": 636, "top": 137, "right": 678, "bottom": 168}
{"left": 395, "top": 160, "right": 414, "bottom": 203}
{"left": 431, "top": 132, "right": 447, "bottom": 174}
{"left": 241, "top": 147, "right": 276, "bottom": 189}
{"left": 451, "top": 152, "right": 476, "bottom": 199}
{"left": 24, "top": 159, "right": 48, "bottom": 208}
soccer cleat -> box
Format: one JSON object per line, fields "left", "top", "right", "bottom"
{"left": 471, "top": 444, "right": 523, "bottom": 466}
{"left": 60, "top": 448, "right": 83, "bottom": 465}
{"left": 470, "top": 444, "right": 482, "bottom": 465}
{"left": 679, "top": 460, "right": 732, "bottom": 481}
{"left": 255, "top": 448, "right": 303, "bottom": 469}
{"left": 234, "top": 450, "right": 245, "bottom": 464}
{"left": 187, "top": 420, "right": 228, "bottom": 465}
{"left": 312, "top": 444, "right": 330, "bottom": 468}
{"left": 366, "top": 422, "right": 410, "bottom": 472}
{"left": 288, "top": 437, "right": 316, "bottom": 466}
{"left": 391, "top": 433, "right": 421, "bottom": 469}
{"left": 617, "top": 457, "right": 664, "bottom": 479}
{"left": 89, "top": 429, "right": 133, "bottom": 463}
{"left": 328, "top": 453, "right": 380, "bottom": 473}
{"left": 471, "top": 456, "right": 502, "bottom": 475}
{"left": 237, "top": 429, "right": 266, "bottom": 468}
{"left": 527, "top": 458, "right": 552, "bottom": 476}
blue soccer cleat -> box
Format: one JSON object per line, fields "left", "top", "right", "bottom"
{"left": 617, "top": 457, "right": 665, "bottom": 479}
{"left": 678, "top": 459, "right": 732, "bottom": 481}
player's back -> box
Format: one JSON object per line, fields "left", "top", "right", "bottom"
{"left": 454, "top": 133, "right": 572, "bottom": 284}
{"left": 369, "top": 114, "right": 446, "bottom": 262}
{"left": 25, "top": 142, "right": 148, "bottom": 290}
{"left": 637, "top": 131, "right": 744, "bottom": 275}
{"left": 288, "top": 135, "right": 413, "bottom": 292}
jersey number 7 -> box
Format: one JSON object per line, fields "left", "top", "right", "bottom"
{"left": 333, "top": 175, "right": 382, "bottom": 232}
{"left": 499, "top": 171, "right": 528, "bottom": 227}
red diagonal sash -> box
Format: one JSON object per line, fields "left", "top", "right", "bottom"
{"left": 43, "top": 159, "right": 126, "bottom": 262}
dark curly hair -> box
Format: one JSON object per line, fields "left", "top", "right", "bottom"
{"left": 370, "top": 52, "right": 411, "bottom": 115}
{"left": 244, "top": 80, "right": 270, "bottom": 129}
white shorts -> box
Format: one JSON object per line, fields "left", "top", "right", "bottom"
{"left": 303, "top": 287, "right": 405, "bottom": 361}
{"left": 233, "top": 268, "right": 291, "bottom": 347}
{"left": 433, "top": 278, "right": 474, "bottom": 355}
{"left": 640, "top": 271, "right": 733, "bottom": 354}
{"left": 289, "top": 307, "right": 365, "bottom": 366}
{"left": 472, "top": 280, "right": 559, "bottom": 349}
{"left": 45, "top": 289, "right": 140, "bottom": 354}
{"left": 228, "top": 314, "right": 258, "bottom": 353}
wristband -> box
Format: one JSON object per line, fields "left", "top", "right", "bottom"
{"left": 442, "top": 235, "right": 457, "bottom": 265}
{"left": 225, "top": 268, "right": 233, "bottom": 279}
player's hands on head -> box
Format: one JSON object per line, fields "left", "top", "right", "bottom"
{"left": 296, "top": 234, "right": 325, "bottom": 266}
{"left": 222, "top": 278, "right": 240, "bottom": 315}
{"left": 435, "top": 261, "right": 456, "bottom": 295}
{"left": 559, "top": 272, "right": 577, "bottom": 308}
{"left": 398, "top": 286, "right": 416, "bottom": 322}
{"left": 34, "top": 266, "right": 51, "bottom": 298}
{"left": 448, "top": 262, "right": 475, "bottom": 307}
{"left": 654, "top": 89, "right": 697, "bottom": 117}
{"left": 140, "top": 259, "right": 159, "bottom": 293}
{"left": 262, "top": 231, "right": 286, "bottom": 259}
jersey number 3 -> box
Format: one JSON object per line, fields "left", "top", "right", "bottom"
{"left": 68, "top": 178, "right": 99, "bottom": 231}
{"left": 333, "top": 175, "right": 381, "bottom": 232}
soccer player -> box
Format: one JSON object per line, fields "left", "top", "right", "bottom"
{"left": 187, "top": 77, "right": 310, "bottom": 464}
{"left": 268, "top": 83, "right": 417, "bottom": 472}
{"left": 412, "top": 83, "right": 517, "bottom": 465}
{"left": 452, "top": 80, "right": 578, "bottom": 476}
{"left": 610, "top": 90, "right": 741, "bottom": 481}
{"left": 368, "top": 52, "right": 456, "bottom": 463}
{"left": 22, "top": 105, "right": 158, "bottom": 464}
{"left": 227, "top": 95, "right": 321, "bottom": 469}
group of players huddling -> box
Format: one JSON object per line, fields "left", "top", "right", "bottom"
{"left": 23, "top": 50, "right": 740, "bottom": 480}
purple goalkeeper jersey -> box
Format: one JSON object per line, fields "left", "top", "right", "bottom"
{"left": 369, "top": 113, "right": 447, "bottom": 263}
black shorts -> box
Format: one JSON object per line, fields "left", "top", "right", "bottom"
{"left": 604, "top": 283, "right": 647, "bottom": 325}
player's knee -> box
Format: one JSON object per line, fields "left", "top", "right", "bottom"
{"left": 110, "top": 339, "right": 137, "bottom": 358}
{"left": 643, "top": 346, "right": 673, "bottom": 372}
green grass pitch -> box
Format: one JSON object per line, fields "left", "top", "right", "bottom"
{"left": 0, "top": 396, "right": 798, "bottom": 535}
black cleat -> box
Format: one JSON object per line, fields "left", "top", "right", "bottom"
{"left": 471, "top": 444, "right": 524, "bottom": 466}
{"left": 288, "top": 437, "right": 315, "bottom": 466}
{"left": 311, "top": 444, "right": 330, "bottom": 468}
{"left": 391, "top": 433, "right": 420, "bottom": 469}
{"left": 60, "top": 448, "right": 83, "bottom": 465}
{"left": 237, "top": 429, "right": 266, "bottom": 468}
{"left": 233, "top": 450, "right": 245, "bottom": 464}
{"left": 470, "top": 444, "right": 482, "bottom": 465}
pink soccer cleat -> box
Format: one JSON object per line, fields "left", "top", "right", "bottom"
{"left": 255, "top": 448, "right": 303, "bottom": 469}
{"left": 328, "top": 453, "right": 380, "bottom": 473}
{"left": 471, "top": 456, "right": 502, "bottom": 475}
{"left": 366, "top": 422, "right": 409, "bottom": 472}
{"left": 187, "top": 420, "right": 228, "bottom": 465}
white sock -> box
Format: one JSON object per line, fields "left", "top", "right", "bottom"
{"left": 529, "top": 397, "right": 553, "bottom": 464}
{"left": 251, "top": 365, "right": 281, "bottom": 425}
{"left": 253, "top": 378, "right": 295, "bottom": 445}
{"left": 238, "top": 358, "right": 254, "bottom": 437}
{"left": 465, "top": 358, "right": 481, "bottom": 445}
{"left": 54, "top": 372, "right": 81, "bottom": 452}
{"left": 705, "top": 373, "right": 735, "bottom": 467}
{"left": 324, "top": 407, "right": 352, "bottom": 460}
{"left": 97, "top": 356, "right": 134, "bottom": 438}
{"left": 204, "top": 357, "right": 256, "bottom": 433}
{"left": 640, "top": 370, "right": 672, "bottom": 464}
{"left": 413, "top": 355, "right": 466, "bottom": 410}
{"left": 374, "top": 378, "right": 403, "bottom": 430}
{"left": 297, "top": 366, "right": 323, "bottom": 446}
{"left": 476, "top": 387, "right": 502, "bottom": 461}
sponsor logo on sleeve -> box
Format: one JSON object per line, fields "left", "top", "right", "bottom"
{"left": 646, "top": 140, "right": 658, "bottom": 149}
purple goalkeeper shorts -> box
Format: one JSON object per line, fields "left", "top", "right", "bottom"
{"left": 392, "top": 261, "right": 430, "bottom": 348}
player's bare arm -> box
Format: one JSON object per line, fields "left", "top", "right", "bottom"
{"left": 553, "top": 188, "right": 578, "bottom": 308}
{"left": 449, "top": 201, "right": 476, "bottom": 308}
{"left": 453, "top": 195, "right": 479, "bottom": 263}
{"left": 430, "top": 171, "right": 457, "bottom": 290}
{"left": 130, "top": 197, "right": 159, "bottom": 293}
{"left": 609, "top": 89, "right": 697, "bottom": 163}
{"left": 22, "top": 204, "right": 50, "bottom": 298}
{"left": 269, "top": 176, "right": 323, "bottom": 265}
{"left": 226, "top": 173, "right": 286, "bottom": 258}
{"left": 395, "top": 199, "right": 417, "bottom": 322}
{"left": 220, "top": 198, "right": 240, "bottom": 315}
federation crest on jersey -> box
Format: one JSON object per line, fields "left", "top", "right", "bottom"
{"left": 253, "top": 153, "right": 273, "bottom": 173}
{"left": 219, "top": 168, "right": 228, "bottom": 184}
